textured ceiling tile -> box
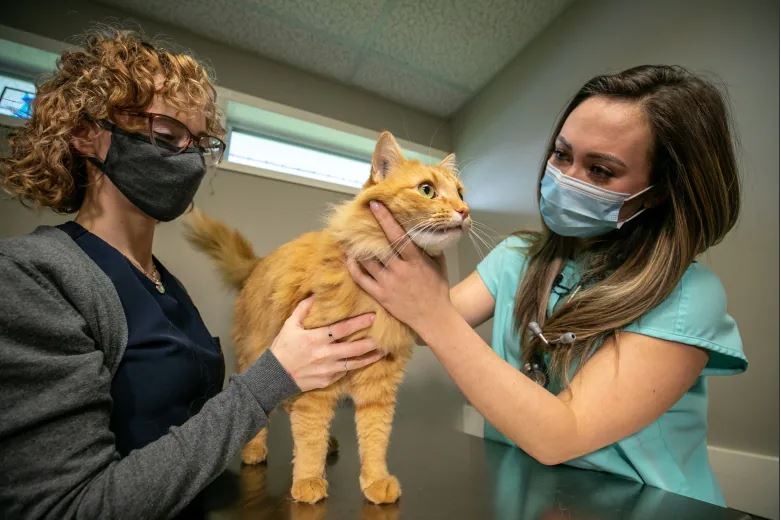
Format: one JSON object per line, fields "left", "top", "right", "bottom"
{"left": 94, "top": 0, "right": 575, "bottom": 116}
{"left": 352, "top": 53, "right": 471, "bottom": 117}
{"left": 96, "top": 0, "right": 358, "bottom": 80}
{"left": 369, "top": 0, "right": 574, "bottom": 91}
{"left": 257, "top": 0, "right": 387, "bottom": 46}
{"left": 226, "top": 14, "right": 358, "bottom": 80}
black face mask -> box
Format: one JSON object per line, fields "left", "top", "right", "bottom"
{"left": 87, "top": 123, "right": 206, "bottom": 222}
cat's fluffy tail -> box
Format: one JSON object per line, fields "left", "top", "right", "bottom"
{"left": 183, "top": 209, "right": 259, "bottom": 289}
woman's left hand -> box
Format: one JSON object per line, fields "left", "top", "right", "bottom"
{"left": 346, "top": 201, "right": 453, "bottom": 333}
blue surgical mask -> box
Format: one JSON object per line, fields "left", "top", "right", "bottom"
{"left": 540, "top": 162, "right": 654, "bottom": 238}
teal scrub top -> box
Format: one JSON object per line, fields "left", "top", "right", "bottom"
{"left": 476, "top": 236, "right": 747, "bottom": 506}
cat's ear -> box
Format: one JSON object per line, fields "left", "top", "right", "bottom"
{"left": 438, "top": 153, "right": 457, "bottom": 172}
{"left": 370, "top": 131, "right": 405, "bottom": 183}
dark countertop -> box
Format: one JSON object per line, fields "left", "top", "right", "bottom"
{"left": 202, "top": 400, "right": 763, "bottom": 520}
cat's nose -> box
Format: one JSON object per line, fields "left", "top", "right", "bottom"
{"left": 457, "top": 208, "right": 470, "bottom": 221}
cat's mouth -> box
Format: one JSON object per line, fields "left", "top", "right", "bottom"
{"left": 408, "top": 223, "right": 464, "bottom": 253}
{"left": 428, "top": 224, "right": 465, "bottom": 234}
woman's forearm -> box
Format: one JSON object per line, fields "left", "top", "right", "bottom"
{"left": 417, "top": 306, "right": 579, "bottom": 464}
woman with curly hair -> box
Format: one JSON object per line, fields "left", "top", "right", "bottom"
{"left": 0, "top": 29, "right": 383, "bottom": 519}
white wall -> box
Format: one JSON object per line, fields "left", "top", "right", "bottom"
{"left": 452, "top": 0, "right": 778, "bottom": 517}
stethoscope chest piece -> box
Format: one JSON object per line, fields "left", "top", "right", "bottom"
{"left": 524, "top": 321, "right": 577, "bottom": 388}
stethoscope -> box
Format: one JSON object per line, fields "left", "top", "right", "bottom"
{"left": 522, "top": 279, "right": 580, "bottom": 387}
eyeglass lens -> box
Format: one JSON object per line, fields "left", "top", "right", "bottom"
{"left": 151, "top": 117, "right": 191, "bottom": 152}
{"left": 151, "top": 116, "right": 224, "bottom": 165}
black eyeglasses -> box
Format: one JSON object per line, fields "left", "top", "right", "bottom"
{"left": 113, "top": 110, "right": 226, "bottom": 166}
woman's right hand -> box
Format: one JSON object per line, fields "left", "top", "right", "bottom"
{"left": 270, "top": 296, "right": 384, "bottom": 392}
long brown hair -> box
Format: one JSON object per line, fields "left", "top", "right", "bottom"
{"left": 1, "top": 27, "right": 224, "bottom": 213}
{"left": 515, "top": 65, "right": 740, "bottom": 384}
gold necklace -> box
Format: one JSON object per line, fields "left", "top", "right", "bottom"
{"left": 126, "top": 255, "right": 165, "bottom": 294}
{"left": 74, "top": 221, "right": 165, "bottom": 294}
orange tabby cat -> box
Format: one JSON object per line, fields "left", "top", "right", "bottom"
{"left": 184, "top": 131, "right": 470, "bottom": 504}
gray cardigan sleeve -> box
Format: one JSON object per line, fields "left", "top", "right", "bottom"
{"left": 0, "top": 254, "right": 299, "bottom": 519}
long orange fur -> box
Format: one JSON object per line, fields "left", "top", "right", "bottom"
{"left": 184, "top": 131, "right": 469, "bottom": 504}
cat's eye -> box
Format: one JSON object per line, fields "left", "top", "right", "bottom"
{"left": 458, "top": 190, "right": 464, "bottom": 200}
{"left": 418, "top": 183, "right": 436, "bottom": 199}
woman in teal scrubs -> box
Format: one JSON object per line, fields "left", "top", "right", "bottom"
{"left": 348, "top": 65, "right": 746, "bottom": 505}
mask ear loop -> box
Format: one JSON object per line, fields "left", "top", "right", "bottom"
{"left": 73, "top": 115, "right": 111, "bottom": 173}
{"left": 625, "top": 183, "right": 656, "bottom": 202}
{"left": 616, "top": 184, "right": 656, "bottom": 228}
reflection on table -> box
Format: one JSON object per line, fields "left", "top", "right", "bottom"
{"left": 203, "top": 399, "right": 762, "bottom": 520}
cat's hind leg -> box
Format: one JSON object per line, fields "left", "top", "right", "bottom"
{"left": 289, "top": 391, "right": 338, "bottom": 503}
{"left": 242, "top": 426, "right": 269, "bottom": 464}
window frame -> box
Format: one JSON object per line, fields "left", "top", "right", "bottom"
{"left": 225, "top": 125, "right": 373, "bottom": 193}
{"left": 214, "top": 86, "right": 448, "bottom": 195}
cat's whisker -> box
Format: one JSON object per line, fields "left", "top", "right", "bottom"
{"left": 357, "top": 220, "right": 430, "bottom": 263}
{"left": 400, "top": 221, "right": 440, "bottom": 249}
{"left": 470, "top": 234, "right": 492, "bottom": 261}
{"left": 467, "top": 233, "right": 487, "bottom": 260}
{"left": 408, "top": 221, "right": 463, "bottom": 254}
{"left": 470, "top": 227, "right": 497, "bottom": 249}
{"left": 425, "top": 123, "right": 444, "bottom": 164}
{"left": 469, "top": 219, "right": 499, "bottom": 232}
{"left": 387, "top": 221, "right": 430, "bottom": 248}
{"left": 468, "top": 227, "right": 493, "bottom": 255}
{"left": 472, "top": 231, "right": 494, "bottom": 254}
{"left": 384, "top": 226, "right": 423, "bottom": 251}
{"left": 470, "top": 239, "right": 489, "bottom": 260}
{"left": 470, "top": 227, "right": 500, "bottom": 246}
{"left": 469, "top": 219, "right": 501, "bottom": 238}
{"left": 397, "top": 215, "right": 431, "bottom": 225}
{"left": 408, "top": 223, "right": 437, "bottom": 241}
{"left": 453, "top": 157, "right": 482, "bottom": 177}
{"left": 395, "top": 223, "right": 432, "bottom": 250}
{"left": 468, "top": 221, "right": 501, "bottom": 247}
{"left": 378, "top": 221, "right": 433, "bottom": 262}
{"left": 469, "top": 229, "right": 485, "bottom": 252}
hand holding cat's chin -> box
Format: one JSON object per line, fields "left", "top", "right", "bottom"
{"left": 347, "top": 201, "right": 457, "bottom": 331}
{"left": 346, "top": 251, "right": 454, "bottom": 334}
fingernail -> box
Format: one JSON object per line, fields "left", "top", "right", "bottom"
{"left": 369, "top": 200, "right": 379, "bottom": 210}
{"left": 369, "top": 313, "right": 376, "bottom": 322}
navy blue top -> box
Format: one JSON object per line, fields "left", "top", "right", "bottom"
{"left": 58, "top": 221, "right": 225, "bottom": 456}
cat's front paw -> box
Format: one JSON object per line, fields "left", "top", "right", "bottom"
{"left": 291, "top": 477, "right": 328, "bottom": 503}
{"left": 362, "top": 475, "right": 401, "bottom": 504}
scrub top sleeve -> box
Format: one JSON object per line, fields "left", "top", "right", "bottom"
{"left": 623, "top": 262, "right": 747, "bottom": 376}
{"left": 476, "top": 235, "right": 531, "bottom": 299}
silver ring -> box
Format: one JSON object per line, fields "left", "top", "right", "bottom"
{"left": 344, "top": 359, "right": 349, "bottom": 372}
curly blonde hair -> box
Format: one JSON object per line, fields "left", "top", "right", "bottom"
{"left": 1, "top": 27, "right": 225, "bottom": 213}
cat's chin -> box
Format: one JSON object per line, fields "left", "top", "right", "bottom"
{"left": 411, "top": 228, "right": 463, "bottom": 256}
